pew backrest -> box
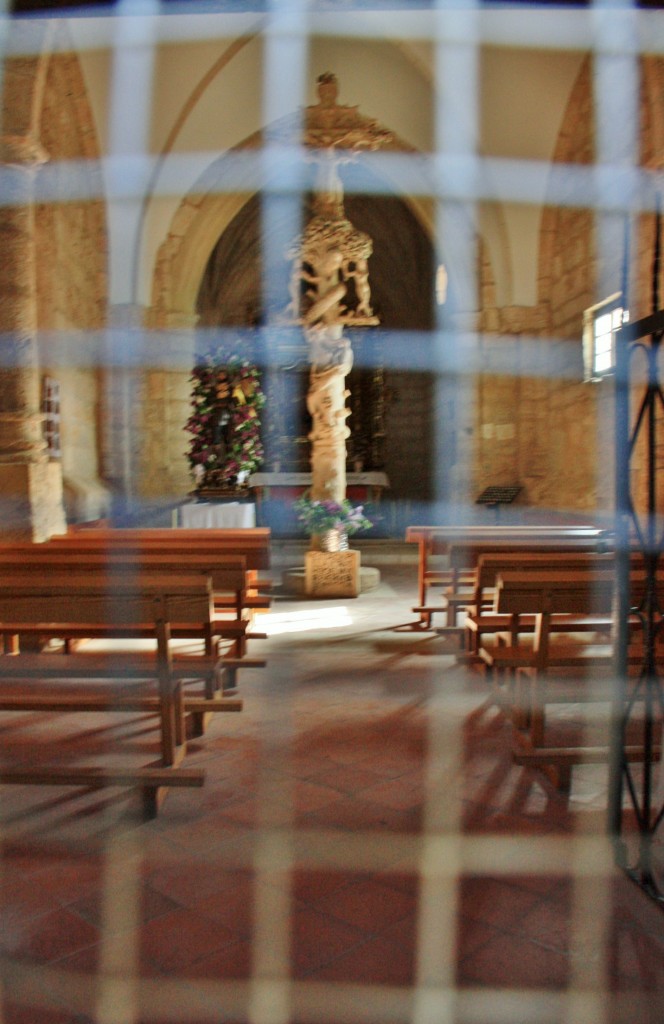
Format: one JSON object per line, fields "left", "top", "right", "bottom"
{"left": 47, "top": 530, "right": 271, "bottom": 571}
{"left": 0, "top": 573, "right": 215, "bottom": 631}
{"left": 471, "top": 551, "right": 616, "bottom": 607}
{"left": 406, "top": 524, "right": 607, "bottom": 557}
{"left": 447, "top": 538, "right": 609, "bottom": 573}
{"left": 494, "top": 570, "right": 615, "bottom": 617}
{"left": 493, "top": 569, "right": 616, "bottom": 670}
{"left": 0, "top": 549, "right": 248, "bottom": 605}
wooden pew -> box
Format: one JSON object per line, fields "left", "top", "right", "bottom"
{"left": 481, "top": 568, "right": 633, "bottom": 789}
{"left": 404, "top": 524, "right": 609, "bottom": 630}
{"left": 462, "top": 550, "right": 615, "bottom": 655}
{"left": 0, "top": 548, "right": 264, "bottom": 657}
{"left": 468, "top": 551, "right": 654, "bottom": 660}
{"left": 0, "top": 570, "right": 249, "bottom": 698}
{"left": 51, "top": 526, "right": 272, "bottom": 570}
{"left": 0, "top": 553, "right": 265, "bottom": 728}
{"left": 48, "top": 527, "right": 273, "bottom": 614}
{"left": 479, "top": 568, "right": 615, "bottom": 679}
{"left": 0, "top": 574, "right": 244, "bottom": 816}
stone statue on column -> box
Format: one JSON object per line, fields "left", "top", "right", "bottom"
{"left": 283, "top": 73, "right": 391, "bottom": 504}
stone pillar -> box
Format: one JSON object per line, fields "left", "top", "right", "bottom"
{"left": 100, "top": 304, "right": 147, "bottom": 521}
{"left": 442, "top": 311, "right": 479, "bottom": 517}
{"left": 0, "top": 134, "right": 66, "bottom": 540}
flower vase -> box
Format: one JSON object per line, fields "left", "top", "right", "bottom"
{"left": 320, "top": 529, "right": 349, "bottom": 552}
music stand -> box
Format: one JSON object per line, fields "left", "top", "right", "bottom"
{"left": 475, "top": 485, "right": 522, "bottom": 522}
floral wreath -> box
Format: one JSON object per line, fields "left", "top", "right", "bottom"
{"left": 185, "top": 350, "right": 265, "bottom": 487}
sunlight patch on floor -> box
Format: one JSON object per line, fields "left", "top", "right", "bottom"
{"left": 261, "top": 606, "right": 353, "bottom": 635}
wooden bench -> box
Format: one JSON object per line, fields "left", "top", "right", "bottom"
{"left": 480, "top": 568, "right": 652, "bottom": 789}
{"left": 461, "top": 550, "right": 615, "bottom": 655}
{"left": 479, "top": 568, "right": 616, "bottom": 680}
{"left": 0, "top": 561, "right": 264, "bottom": 729}
{"left": 0, "top": 547, "right": 267, "bottom": 657}
{"left": 0, "top": 574, "right": 246, "bottom": 816}
{"left": 52, "top": 526, "right": 272, "bottom": 570}
{"left": 469, "top": 551, "right": 653, "bottom": 661}
{"left": 48, "top": 527, "right": 273, "bottom": 616}
{"left": 404, "top": 524, "right": 609, "bottom": 630}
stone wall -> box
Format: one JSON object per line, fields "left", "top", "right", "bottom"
{"left": 131, "top": 302, "right": 200, "bottom": 511}
{"left": 476, "top": 243, "right": 519, "bottom": 503}
{"left": 472, "top": 54, "right": 663, "bottom": 522}
{"left": 139, "top": 363, "right": 194, "bottom": 503}
{"left": 475, "top": 58, "right": 594, "bottom": 520}
{"left": 537, "top": 56, "right": 662, "bottom": 520}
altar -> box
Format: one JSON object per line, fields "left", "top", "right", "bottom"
{"left": 175, "top": 501, "right": 256, "bottom": 529}
{"left": 249, "top": 471, "right": 389, "bottom": 506}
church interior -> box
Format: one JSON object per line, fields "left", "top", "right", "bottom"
{"left": 1, "top": 1, "right": 664, "bottom": 1022}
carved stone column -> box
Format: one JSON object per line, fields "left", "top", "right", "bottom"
{"left": 283, "top": 73, "right": 391, "bottom": 508}
{"left": 306, "top": 350, "right": 353, "bottom": 503}
{"left": 0, "top": 134, "right": 66, "bottom": 540}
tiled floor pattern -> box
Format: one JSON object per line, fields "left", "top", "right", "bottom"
{"left": 0, "top": 559, "right": 663, "bottom": 1023}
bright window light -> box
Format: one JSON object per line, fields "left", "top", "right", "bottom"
{"left": 593, "top": 307, "right": 625, "bottom": 375}
{"left": 583, "top": 295, "right": 628, "bottom": 380}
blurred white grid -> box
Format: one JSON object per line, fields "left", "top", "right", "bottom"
{"left": 0, "top": 2, "right": 659, "bottom": 1023}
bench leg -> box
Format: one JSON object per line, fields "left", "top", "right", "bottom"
{"left": 174, "top": 682, "right": 187, "bottom": 748}
{"left": 527, "top": 677, "right": 546, "bottom": 749}
{"left": 512, "top": 669, "right": 532, "bottom": 730}
{"left": 142, "top": 786, "right": 164, "bottom": 819}
{"left": 555, "top": 765, "right": 573, "bottom": 793}
{"left": 190, "top": 669, "right": 222, "bottom": 738}
{"left": 160, "top": 701, "right": 176, "bottom": 765}
{"left": 221, "top": 665, "right": 239, "bottom": 695}
{"left": 3, "top": 634, "right": 19, "bottom": 655}
{"left": 157, "top": 677, "right": 187, "bottom": 766}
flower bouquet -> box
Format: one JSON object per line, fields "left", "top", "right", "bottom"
{"left": 294, "top": 493, "right": 373, "bottom": 539}
{"left": 185, "top": 351, "right": 265, "bottom": 490}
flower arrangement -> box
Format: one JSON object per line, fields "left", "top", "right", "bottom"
{"left": 293, "top": 493, "right": 373, "bottom": 536}
{"left": 185, "top": 350, "right": 265, "bottom": 488}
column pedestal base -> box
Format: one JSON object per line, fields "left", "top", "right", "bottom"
{"left": 0, "top": 460, "right": 66, "bottom": 541}
{"left": 282, "top": 557, "right": 380, "bottom": 598}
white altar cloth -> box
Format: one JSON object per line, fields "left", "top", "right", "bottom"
{"left": 178, "top": 502, "right": 256, "bottom": 529}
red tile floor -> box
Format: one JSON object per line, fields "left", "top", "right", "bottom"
{"left": 0, "top": 552, "right": 663, "bottom": 1023}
